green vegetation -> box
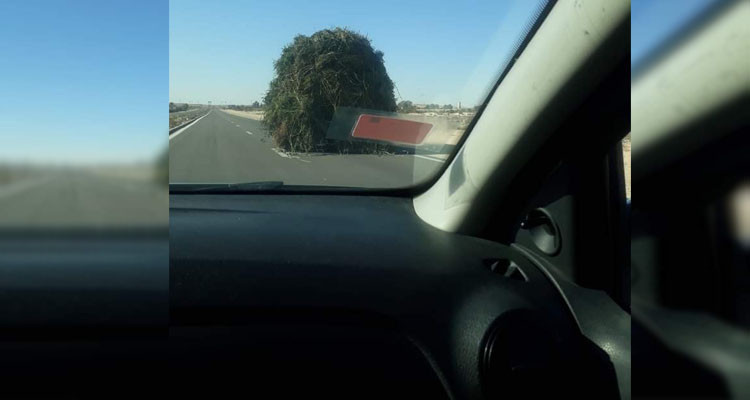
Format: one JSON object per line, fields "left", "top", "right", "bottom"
{"left": 263, "top": 28, "right": 397, "bottom": 153}
{"left": 169, "top": 102, "right": 190, "bottom": 113}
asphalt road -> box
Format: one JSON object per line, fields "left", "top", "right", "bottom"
{"left": 0, "top": 171, "right": 168, "bottom": 229}
{"left": 169, "top": 109, "right": 445, "bottom": 187}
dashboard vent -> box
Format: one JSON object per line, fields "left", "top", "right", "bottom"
{"left": 480, "top": 311, "right": 566, "bottom": 398}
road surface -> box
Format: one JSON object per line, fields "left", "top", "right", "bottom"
{"left": 169, "top": 109, "right": 445, "bottom": 187}
{"left": 0, "top": 171, "right": 167, "bottom": 229}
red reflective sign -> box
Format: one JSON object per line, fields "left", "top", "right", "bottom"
{"left": 351, "top": 114, "right": 432, "bottom": 144}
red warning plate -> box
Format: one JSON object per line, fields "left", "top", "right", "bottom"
{"left": 351, "top": 114, "right": 432, "bottom": 145}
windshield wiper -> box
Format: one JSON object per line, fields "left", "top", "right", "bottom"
{"left": 169, "top": 181, "right": 285, "bottom": 193}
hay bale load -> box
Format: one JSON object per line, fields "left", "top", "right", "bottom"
{"left": 263, "top": 28, "right": 397, "bottom": 153}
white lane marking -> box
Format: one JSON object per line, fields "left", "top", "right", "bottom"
{"left": 271, "top": 148, "right": 311, "bottom": 163}
{"left": 169, "top": 110, "right": 211, "bottom": 141}
{"left": 415, "top": 154, "right": 445, "bottom": 163}
{"left": 246, "top": 131, "right": 253, "bottom": 135}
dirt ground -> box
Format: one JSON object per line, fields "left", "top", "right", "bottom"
{"left": 221, "top": 109, "right": 265, "bottom": 121}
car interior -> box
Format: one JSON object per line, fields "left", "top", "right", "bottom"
{"left": 631, "top": 0, "right": 750, "bottom": 397}
{"left": 0, "top": 1, "right": 636, "bottom": 399}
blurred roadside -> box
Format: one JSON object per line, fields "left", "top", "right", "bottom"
{"left": 631, "top": 0, "right": 750, "bottom": 398}
{"left": 0, "top": 158, "right": 168, "bottom": 231}
{"left": 0, "top": 0, "right": 169, "bottom": 356}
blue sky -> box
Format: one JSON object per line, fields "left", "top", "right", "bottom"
{"left": 0, "top": 0, "right": 167, "bottom": 164}
{"left": 0, "top": 0, "right": 724, "bottom": 164}
{"left": 170, "top": 0, "right": 546, "bottom": 107}
{"left": 632, "top": 0, "right": 722, "bottom": 68}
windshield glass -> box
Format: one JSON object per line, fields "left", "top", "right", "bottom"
{"left": 169, "top": 0, "right": 549, "bottom": 189}
{"left": 632, "top": 0, "right": 724, "bottom": 70}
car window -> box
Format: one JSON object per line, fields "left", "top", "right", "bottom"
{"left": 623, "top": 134, "right": 631, "bottom": 200}
{"left": 728, "top": 181, "right": 750, "bottom": 251}
{"left": 169, "top": 0, "right": 551, "bottom": 189}
{"left": 632, "top": 0, "right": 724, "bottom": 71}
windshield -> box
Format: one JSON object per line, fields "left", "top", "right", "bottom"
{"left": 169, "top": 0, "right": 550, "bottom": 189}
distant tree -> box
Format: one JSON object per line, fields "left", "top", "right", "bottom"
{"left": 169, "top": 102, "right": 189, "bottom": 113}
{"left": 264, "top": 28, "right": 397, "bottom": 152}
{"left": 251, "top": 101, "right": 261, "bottom": 108}
{"left": 398, "top": 100, "right": 415, "bottom": 113}
{"left": 442, "top": 104, "right": 453, "bottom": 110}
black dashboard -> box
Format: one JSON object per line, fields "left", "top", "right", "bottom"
{"left": 169, "top": 194, "right": 621, "bottom": 399}
{"left": 1, "top": 194, "right": 625, "bottom": 399}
